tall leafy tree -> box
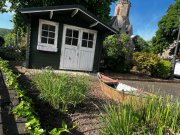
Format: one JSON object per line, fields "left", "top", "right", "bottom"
{"left": 0, "top": 0, "right": 6, "bottom": 12}
{"left": 103, "top": 34, "right": 132, "bottom": 72}
{"left": 2, "top": 0, "right": 116, "bottom": 35}
{"left": 151, "top": 0, "right": 180, "bottom": 54}
{"left": 132, "top": 35, "right": 150, "bottom": 52}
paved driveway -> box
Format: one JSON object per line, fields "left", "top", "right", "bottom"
{"left": 121, "top": 80, "right": 180, "bottom": 98}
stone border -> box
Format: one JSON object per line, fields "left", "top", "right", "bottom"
{"left": 113, "top": 77, "right": 180, "bottom": 83}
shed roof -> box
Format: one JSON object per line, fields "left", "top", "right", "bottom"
{"left": 20, "top": 5, "right": 118, "bottom": 34}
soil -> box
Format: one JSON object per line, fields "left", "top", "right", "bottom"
{"left": 17, "top": 73, "right": 110, "bottom": 135}
{"left": 6, "top": 62, "right": 180, "bottom": 135}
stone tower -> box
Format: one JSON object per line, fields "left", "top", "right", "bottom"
{"left": 110, "top": 0, "right": 133, "bottom": 35}
{"left": 114, "top": 0, "right": 130, "bottom": 17}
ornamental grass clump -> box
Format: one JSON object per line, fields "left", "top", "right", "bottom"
{"left": 100, "top": 96, "right": 180, "bottom": 135}
{"left": 33, "top": 69, "right": 89, "bottom": 112}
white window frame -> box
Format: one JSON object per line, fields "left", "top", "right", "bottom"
{"left": 37, "top": 19, "right": 59, "bottom": 52}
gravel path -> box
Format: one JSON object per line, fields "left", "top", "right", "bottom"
{"left": 68, "top": 80, "right": 110, "bottom": 135}
{"left": 18, "top": 74, "right": 110, "bottom": 135}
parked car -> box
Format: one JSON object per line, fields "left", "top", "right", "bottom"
{"left": 174, "top": 59, "right": 180, "bottom": 77}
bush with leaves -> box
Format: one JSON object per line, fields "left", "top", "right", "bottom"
{"left": 151, "top": 59, "right": 172, "bottom": 79}
{"left": 133, "top": 52, "right": 159, "bottom": 74}
{"left": 133, "top": 52, "right": 172, "bottom": 78}
{"left": 103, "top": 34, "right": 132, "bottom": 72}
{"left": 0, "top": 36, "right": 5, "bottom": 46}
{"left": 0, "top": 46, "right": 26, "bottom": 61}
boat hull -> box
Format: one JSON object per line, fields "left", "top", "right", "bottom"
{"left": 98, "top": 73, "right": 153, "bottom": 103}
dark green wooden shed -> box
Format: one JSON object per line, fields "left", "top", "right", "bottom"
{"left": 20, "top": 5, "right": 117, "bottom": 72}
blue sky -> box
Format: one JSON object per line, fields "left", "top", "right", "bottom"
{"left": 110, "top": 0, "right": 174, "bottom": 40}
{"left": 0, "top": 0, "right": 175, "bottom": 40}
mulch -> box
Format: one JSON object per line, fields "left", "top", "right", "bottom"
{"left": 7, "top": 61, "right": 113, "bottom": 135}
{"left": 16, "top": 72, "right": 110, "bottom": 135}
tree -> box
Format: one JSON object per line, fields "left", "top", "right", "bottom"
{"left": 4, "top": 33, "right": 16, "bottom": 46}
{"left": 132, "top": 35, "right": 150, "bottom": 52}
{"left": 103, "top": 34, "right": 132, "bottom": 72}
{"left": 0, "top": 36, "right": 5, "bottom": 46}
{"left": 0, "top": 0, "right": 6, "bottom": 12}
{"left": 151, "top": 0, "right": 180, "bottom": 54}
{"left": 2, "top": 0, "right": 116, "bottom": 35}
{"left": 0, "top": 28, "right": 11, "bottom": 37}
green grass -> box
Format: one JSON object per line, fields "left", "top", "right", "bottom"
{"left": 33, "top": 69, "right": 90, "bottom": 112}
{"left": 100, "top": 96, "right": 180, "bottom": 135}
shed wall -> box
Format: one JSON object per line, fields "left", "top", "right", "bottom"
{"left": 29, "top": 13, "right": 106, "bottom": 71}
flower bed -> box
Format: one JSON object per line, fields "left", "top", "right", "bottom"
{"left": 0, "top": 58, "right": 71, "bottom": 134}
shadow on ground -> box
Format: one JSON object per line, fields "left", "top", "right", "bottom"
{"left": 0, "top": 71, "right": 28, "bottom": 135}
{"left": 17, "top": 73, "right": 85, "bottom": 135}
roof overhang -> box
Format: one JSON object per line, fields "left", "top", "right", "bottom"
{"left": 20, "top": 5, "right": 118, "bottom": 34}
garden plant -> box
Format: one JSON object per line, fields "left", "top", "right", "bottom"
{"left": 33, "top": 69, "right": 90, "bottom": 112}
{"left": 100, "top": 96, "right": 180, "bottom": 135}
{"left": 0, "top": 58, "right": 73, "bottom": 135}
{"left": 133, "top": 52, "right": 172, "bottom": 79}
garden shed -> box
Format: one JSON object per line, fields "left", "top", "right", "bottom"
{"left": 20, "top": 5, "right": 117, "bottom": 72}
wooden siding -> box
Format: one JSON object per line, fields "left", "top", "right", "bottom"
{"left": 29, "top": 12, "right": 107, "bottom": 71}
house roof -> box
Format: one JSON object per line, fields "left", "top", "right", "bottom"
{"left": 20, "top": 5, "right": 118, "bottom": 34}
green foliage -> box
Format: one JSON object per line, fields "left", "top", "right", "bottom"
{"left": 0, "top": 46, "right": 26, "bottom": 61}
{"left": 151, "top": 0, "right": 180, "bottom": 54}
{"left": 0, "top": 0, "right": 7, "bottom": 12}
{"left": 33, "top": 69, "right": 89, "bottom": 112}
{"left": 49, "top": 121, "right": 75, "bottom": 135}
{"left": 133, "top": 52, "right": 172, "bottom": 78}
{"left": 0, "top": 32, "right": 26, "bottom": 60}
{"left": 0, "top": 28, "right": 11, "bottom": 37}
{"left": 0, "top": 58, "right": 72, "bottom": 135}
{"left": 0, "top": 36, "right": 5, "bottom": 46}
{"left": 103, "top": 34, "right": 132, "bottom": 72}
{"left": 4, "top": 32, "right": 16, "bottom": 46}
{"left": 0, "top": 58, "right": 20, "bottom": 89}
{"left": 5, "top": 0, "right": 116, "bottom": 35}
{"left": 0, "top": 58, "right": 45, "bottom": 134}
{"left": 133, "top": 35, "right": 150, "bottom": 52}
{"left": 133, "top": 52, "right": 160, "bottom": 74}
{"left": 151, "top": 59, "right": 172, "bottom": 79}
{"left": 100, "top": 96, "right": 180, "bottom": 135}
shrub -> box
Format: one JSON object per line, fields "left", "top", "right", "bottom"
{"left": 133, "top": 52, "right": 172, "bottom": 78}
{"left": 0, "top": 46, "right": 26, "bottom": 61}
{"left": 0, "top": 36, "right": 5, "bottom": 46}
{"left": 152, "top": 59, "right": 172, "bottom": 79}
{"left": 133, "top": 52, "right": 159, "bottom": 74}
{"left": 33, "top": 69, "right": 90, "bottom": 112}
{"left": 100, "top": 96, "right": 180, "bottom": 135}
{"left": 102, "top": 34, "right": 132, "bottom": 73}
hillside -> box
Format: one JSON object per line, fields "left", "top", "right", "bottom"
{"left": 0, "top": 28, "right": 11, "bottom": 37}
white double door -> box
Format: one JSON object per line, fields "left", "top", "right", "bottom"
{"left": 60, "top": 25, "right": 97, "bottom": 71}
